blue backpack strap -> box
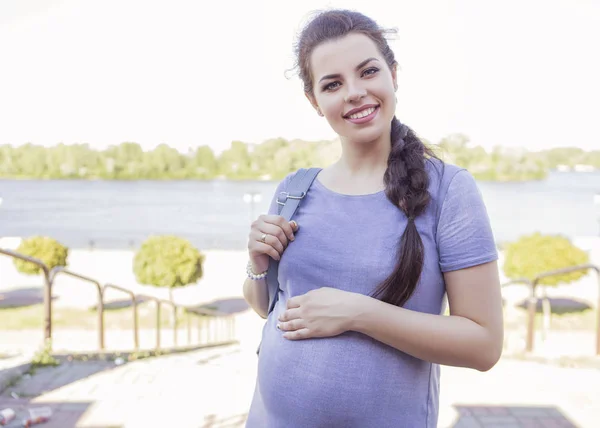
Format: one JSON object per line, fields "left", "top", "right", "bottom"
{"left": 265, "top": 167, "right": 322, "bottom": 315}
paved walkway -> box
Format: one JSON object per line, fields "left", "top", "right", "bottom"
{"left": 0, "top": 341, "right": 598, "bottom": 428}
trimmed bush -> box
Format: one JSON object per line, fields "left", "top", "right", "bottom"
{"left": 13, "top": 236, "right": 69, "bottom": 275}
{"left": 133, "top": 236, "right": 204, "bottom": 297}
{"left": 503, "top": 233, "right": 589, "bottom": 286}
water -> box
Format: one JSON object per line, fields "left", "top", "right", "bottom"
{"left": 0, "top": 171, "right": 599, "bottom": 250}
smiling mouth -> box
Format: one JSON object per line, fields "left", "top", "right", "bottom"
{"left": 343, "top": 105, "right": 379, "bottom": 120}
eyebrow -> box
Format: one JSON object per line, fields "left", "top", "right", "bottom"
{"left": 318, "top": 57, "right": 380, "bottom": 83}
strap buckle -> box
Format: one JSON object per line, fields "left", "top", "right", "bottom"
{"left": 276, "top": 191, "right": 306, "bottom": 206}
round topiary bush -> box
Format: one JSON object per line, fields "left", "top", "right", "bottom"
{"left": 503, "top": 232, "right": 589, "bottom": 286}
{"left": 133, "top": 235, "right": 204, "bottom": 299}
{"left": 13, "top": 236, "right": 69, "bottom": 275}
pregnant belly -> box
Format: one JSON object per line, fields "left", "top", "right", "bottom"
{"left": 255, "top": 316, "right": 431, "bottom": 426}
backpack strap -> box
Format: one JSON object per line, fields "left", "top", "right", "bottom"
{"left": 265, "top": 167, "right": 322, "bottom": 315}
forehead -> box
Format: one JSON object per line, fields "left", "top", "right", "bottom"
{"left": 310, "top": 33, "right": 383, "bottom": 79}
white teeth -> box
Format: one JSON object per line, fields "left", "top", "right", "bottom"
{"left": 349, "top": 107, "right": 375, "bottom": 119}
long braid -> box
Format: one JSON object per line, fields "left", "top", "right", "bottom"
{"left": 371, "top": 117, "right": 433, "bottom": 306}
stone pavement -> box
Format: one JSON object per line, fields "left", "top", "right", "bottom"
{"left": 0, "top": 341, "right": 598, "bottom": 428}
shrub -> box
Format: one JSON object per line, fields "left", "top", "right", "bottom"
{"left": 133, "top": 236, "right": 204, "bottom": 298}
{"left": 13, "top": 236, "right": 69, "bottom": 275}
{"left": 503, "top": 233, "right": 589, "bottom": 286}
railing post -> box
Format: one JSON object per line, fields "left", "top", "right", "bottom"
{"left": 596, "top": 268, "right": 600, "bottom": 356}
{"left": 525, "top": 264, "right": 600, "bottom": 354}
{"left": 156, "top": 301, "right": 161, "bottom": 350}
{"left": 526, "top": 279, "right": 538, "bottom": 353}
{"left": 43, "top": 269, "right": 53, "bottom": 345}
{"left": 51, "top": 268, "right": 104, "bottom": 351}
{"left": 133, "top": 297, "right": 139, "bottom": 350}
{"left": 173, "top": 306, "right": 178, "bottom": 347}
{"left": 97, "top": 286, "right": 105, "bottom": 350}
{"left": 187, "top": 312, "right": 192, "bottom": 345}
{"left": 196, "top": 315, "right": 202, "bottom": 345}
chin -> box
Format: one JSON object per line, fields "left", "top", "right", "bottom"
{"left": 333, "top": 113, "right": 393, "bottom": 144}
{"left": 340, "top": 125, "right": 389, "bottom": 145}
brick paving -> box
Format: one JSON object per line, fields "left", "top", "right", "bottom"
{"left": 451, "top": 406, "right": 578, "bottom": 427}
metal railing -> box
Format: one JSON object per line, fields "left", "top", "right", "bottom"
{"left": 526, "top": 264, "right": 600, "bottom": 354}
{"left": 3, "top": 247, "right": 598, "bottom": 355}
{"left": 0, "top": 248, "right": 237, "bottom": 352}
{"left": 502, "top": 264, "right": 600, "bottom": 354}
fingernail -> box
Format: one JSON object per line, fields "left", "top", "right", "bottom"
{"left": 276, "top": 323, "right": 281, "bottom": 330}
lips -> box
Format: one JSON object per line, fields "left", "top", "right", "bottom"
{"left": 343, "top": 104, "right": 380, "bottom": 119}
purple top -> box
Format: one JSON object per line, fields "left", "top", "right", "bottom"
{"left": 246, "top": 160, "right": 498, "bottom": 427}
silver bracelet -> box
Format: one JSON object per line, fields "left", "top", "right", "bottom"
{"left": 246, "top": 260, "right": 268, "bottom": 280}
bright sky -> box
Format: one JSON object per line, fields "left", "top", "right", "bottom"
{"left": 0, "top": 0, "right": 598, "bottom": 153}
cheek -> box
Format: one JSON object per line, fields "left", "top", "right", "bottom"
{"left": 319, "top": 98, "right": 342, "bottom": 120}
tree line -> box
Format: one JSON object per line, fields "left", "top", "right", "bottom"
{"left": 0, "top": 134, "right": 598, "bottom": 182}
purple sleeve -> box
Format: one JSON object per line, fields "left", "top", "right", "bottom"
{"left": 436, "top": 170, "right": 498, "bottom": 272}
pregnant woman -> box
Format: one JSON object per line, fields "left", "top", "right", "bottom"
{"left": 242, "top": 9, "right": 503, "bottom": 428}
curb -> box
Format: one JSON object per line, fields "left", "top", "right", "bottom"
{"left": 50, "top": 339, "right": 239, "bottom": 362}
{"left": 0, "top": 360, "right": 31, "bottom": 395}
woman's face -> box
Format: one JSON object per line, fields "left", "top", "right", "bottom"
{"left": 307, "top": 33, "right": 398, "bottom": 144}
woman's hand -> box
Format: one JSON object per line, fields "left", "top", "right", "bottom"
{"left": 276, "top": 287, "right": 365, "bottom": 340}
{"left": 248, "top": 215, "right": 298, "bottom": 273}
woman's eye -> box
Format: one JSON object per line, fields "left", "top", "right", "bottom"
{"left": 323, "top": 81, "right": 341, "bottom": 91}
{"left": 363, "top": 67, "right": 380, "bottom": 77}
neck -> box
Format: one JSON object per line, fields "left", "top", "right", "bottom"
{"left": 336, "top": 131, "right": 391, "bottom": 177}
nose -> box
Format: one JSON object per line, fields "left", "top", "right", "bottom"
{"left": 344, "top": 84, "right": 367, "bottom": 103}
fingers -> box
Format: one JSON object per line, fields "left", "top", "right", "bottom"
{"left": 260, "top": 215, "right": 296, "bottom": 242}
{"left": 286, "top": 296, "right": 302, "bottom": 309}
{"left": 252, "top": 241, "right": 281, "bottom": 261}
{"left": 257, "top": 223, "right": 290, "bottom": 252}
{"left": 277, "top": 318, "right": 305, "bottom": 332}
{"left": 278, "top": 308, "right": 301, "bottom": 322}
{"left": 248, "top": 215, "right": 300, "bottom": 261}
{"left": 283, "top": 328, "right": 311, "bottom": 340}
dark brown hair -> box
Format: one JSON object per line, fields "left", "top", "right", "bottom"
{"left": 294, "top": 9, "right": 440, "bottom": 306}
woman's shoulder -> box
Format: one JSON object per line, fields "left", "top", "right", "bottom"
{"left": 425, "top": 157, "right": 482, "bottom": 190}
{"left": 424, "top": 158, "right": 483, "bottom": 220}
{"left": 275, "top": 167, "right": 321, "bottom": 191}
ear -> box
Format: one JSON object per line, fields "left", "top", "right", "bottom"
{"left": 305, "top": 91, "right": 318, "bottom": 109}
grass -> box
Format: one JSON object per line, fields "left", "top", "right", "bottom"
{"left": 0, "top": 302, "right": 196, "bottom": 330}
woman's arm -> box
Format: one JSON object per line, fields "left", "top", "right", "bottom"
{"left": 350, "top": 260, "right": 503, "bottom": 371}
{"left": 278, "top": 260, "right": 503, "bottom": 371}
{"left": 243, "top": 276, "right": 269, "bottom": 319}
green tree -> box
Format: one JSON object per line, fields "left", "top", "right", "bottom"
{"left": 250, "top": 137, "right": 290, "bottom": 179}
{"left": 13, "top": 236, "right": 69, "bottom": 275}
{"left": 503, "top": 233, "right": 590, "bottom": 286}
{"left": 133, "top": 236, "right": 204, "bottom": 301}
{"left": 1, "top": 138, "right": 598, "bottom": 181}
{"left": 218, "top": 140, "right": 253, "bottom": 179}
{"left": 193, "top": 145, "right": 218, "bottom": 178}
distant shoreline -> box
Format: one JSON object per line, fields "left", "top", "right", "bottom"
{"left": 1, "top": 169, "right": 598, "bottom": 184}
